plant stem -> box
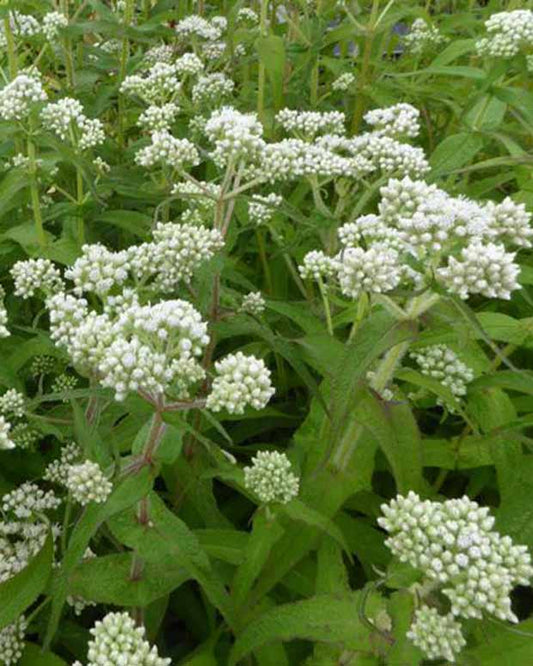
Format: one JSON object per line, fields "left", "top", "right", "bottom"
{"left": 27, "top": 136, "right": 47, "bottom": 251}
{"left": 142, "top": 410, "right": 167, "bottom": 464}
{"left": 351, "top": 0, "right": 380, "bottom": 134}
{"left": 257, "top": 0, "right": 268, "bottom": 124}
{"left": 318, "top": 278, "right": 333, "bottom": 336}
{"left": 118, "top": 0, "right": 136, "bottom": 150}
{"left": 3, "top": 16, "right": 18, "bottom": 80}
{"left": 76, "top": 168, "right": 85, "bottom": 245}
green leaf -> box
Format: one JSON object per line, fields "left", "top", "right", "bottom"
{"left": 45, "top": 467, "right": 155, "bottom": 647}
{"left": 229, "top": 593, "right": 381, "bottom": 665}
{"left": 108, "top": 493, "right": 235, "bottom": 626}
{"left": 460, "top": 618, "right": 533, "bottom": 665}
{"left": 353, "top": 388, "right": 426, "bottom": 494}
{"left": 69, "top": 553, "right": 189, "bottom": 606}
{"left": 430, "top": 133, "right": 484, "bottom": 176}
{"left": 282, "top": 500, "right": 351, "bottom": 557}
{"left": 0, "top": 533, "right": 53, "bottom": 630}
{"left": 19, "top": 644, "right": 68, "bottom": 666}
{"left": 255, "top": 35, "right": 286, "bottom": 110}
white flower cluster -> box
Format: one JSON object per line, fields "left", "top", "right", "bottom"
{"left": 12, "top": 258, "right": 64, "bottom": 299}
{"left": 260, "top": 138, "right": 360, "bottom": 181}
{"left": 0, "top": 483, "right": 60, "bottom": 583}
{"left": 135, "top": 130, "right": 199, "bottom": 170}
{"left": 121, "top": 63, "right": 181, "bottom": 104}
{"left": 74, "top": 612, "right": 170, "bottom": 666}
{"left": 337, "top": 245, "right": 402, "bottom": 299}
{"left": 379, "top": 492, "right": 533, "bottom": 623}
{"left": 0, "top": 617, "right": 27, "bottom": 666}
{"left": 10, "top": 424, "right": 39, "bottom": 450}
{"left": 240, "top": 291, "right": 266, "bottom": 315}
{"left": 143, "top": 44, "right": 175, "bottom": 67}
{"left": 476, "top": 10, "right": 533, "bottom": 58}
{"left": 406, "top": 606, "right": 466, "bottom": 663}
{"left": 99, "top": 300, "right": 209, "bottom": 401}
{"left": 41, "top": 97, "right": 105, "bottom": 150}
{"left": 0, "top": 12, "right": 41, "bottom": 48}
{"left": 410, "top": 345, "right": 474, "bottom": 398}
{"left": 437, "top": 241, "right": 520, "bottom": 300}
{"left": 0, "top": 416, "right": 15, "bottom": 451}
{"left": 276, "top": 109, "right": 346, "bottom": 138}
{"left": 66, "top": 461, "right": 112, "bottom": 506}
{"left": 332, "top": 72, "right": 356, "bottom": 92}
{"left": 44, "top": 442, "right": 82, "bottom": 485}
{"left": 351, "top": 133, "right": 429, "bottom": 177}
{"left": 364, "top": 103, "right": 420, "bottom": 138}
{"left": 299, "top": 250, "right": 339, "bottom": 282}
{"left": 237, "top": 8, "right": 259, "bottom": 25}
{"left": 404, "top": 18, "right": 447, "bottom": 54}
{"left": 296, "top": 176, "right": 528, "bottom": 301}
{"left": 191, "top": 73, "right": 235, "bottom": 107}
{"left": 0, "top": 389, "right": 25, "bottom": 419}
{"left": 129, "top": 222, "right": 224, "bottom": 291}
{"left": 244, "top": 450, "right": 299, "bottom": 504}
{"left": 65, "top": 244, "right": 129, "bottom": 296}
{"left": 42, "top": 11, "right": 68, "bottom": 41}
{"left": 201, "top": 41, "right": 226, "bottom": 60}
{"left": 205, "top": 107, "right": 264, "bottom": 166}
{"left": 0, "top": 73, "right": 47, "bottom": 121}
{"left": 52, "top": 373, "right": 79, "bottom": 399}
{"left": 175, "top": 15, "right": 225, "bottom": 42}
{"left": 249, "top": 193, "right": 282, "bottom": 225}
{"left": 175, "top": 53, "right": 204, "bottom": 77}
{"left": 206, "top": 352, "right": 275, "bottom": 414}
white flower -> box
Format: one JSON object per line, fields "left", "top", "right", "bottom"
{"left": 66, "top": 461, "right": 112, "bottom": 506}
{"left": 0, "top": 617, "right": 27, "bottom": 666}
{"left": 46, "top": 292, "right": 89, "bottom": 349}
{"left": 351, "top": 134, "right": 429, "bottom": 178}
{"left": 276, "top": 109, "right": 346, "bottom": 138}
{"left": 143, "top": 44, "right": 175, "bottom": 67}
{"left": 249, "top": 193, "right": 282, "bottom": 225}
{"left": 83, "top": 612, "right": 170, "bottom": 666}
{"left": 44, "top": 442, "right": 82, "bottom": 485}
{"left": 407, "top": 606, "right": 465, "bottom": 662}
{"left": 11, "top": 258, "right": 64, "bottom": 299}
{"left": 299, "top": 250, "right": 339, "bottom": 282}
{"left": 364, "top": 103, "right": 421, "bottom": 138}
{"left": 205, "top": 106, "right": 265, "bottom": 166}
{"left": 65, "top": 244, "right": 129, "bottom": 296}
{"left": 332, "top": 72, "right": 356, "bottom": 92}
{"left": 135, "top": 130, "right": 200, "bottom": 170}
{"left": 244, "top": 450, "right": 299, "bottom": 504}
{"left": 437, "top": 241, "right": 520, "bottom": 300}
{"left": 337, "top": 245, "right": 402, "bottom": 298}
{"left": 0, "top": 416, "right": 15, "bottom": 450}
{"left": 42, "top": 11, "right": 68, "bottom": 41}
{"left": 379, "top": 492, "right": 533, "bottom": 624}
{"left": 175, "top": 15, "right": 223, "bottom": 42}
{"left": 0, "top": 73, "right": 47, "bottom": 121}
{"left": 476, "top": 10, "right": 533, "bottom": 58}
{"left": 240, "top": 291, "right": 265, "bottom": 315}
{"left": 191, "top": 73, "right": 235, "bottom": 107}
{"left": 175, "top": 52, "right": 204, "bottom": 77}
{"left": 410, "top": 345, "right": 474, "bottom": 398}
{"left": 0, "top": 389, "right": 25, "bottom": 419}
{"left": 0, "top": 12, "right": 41, "bottom": 48}
{"left": 237, "top": 8, "right": 259, "bottom": 25}
{"left": 201, "top": 41, "right": 226, "bottom": 60}
{"left": 404, "top": 18, "right": 447, "bottom": 54}
{"left": 41, "top": 97, "right": 105, "bottom": 150}
{"left": 206, "top": 352, "right": 275, "bottom": 414}
{"left": 486, "top": 197, "right": 533, "bottom": 247}
{"left": 121, "top": 62, "right": 181, "bottom": 104}
{"left": 129, "top": 222, "right": 224, "bottom": 291}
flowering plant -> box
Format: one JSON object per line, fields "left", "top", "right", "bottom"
{"left": 0, "top": 1, "right": 532, "bottom": 665}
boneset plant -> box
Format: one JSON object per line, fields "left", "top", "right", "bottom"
{"left": 0, "top": 1, "right": 532, "bottom": 665}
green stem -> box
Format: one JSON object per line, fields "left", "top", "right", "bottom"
{"left": 318, "top": 278, "right": 333, "bottom": 336}
{"left": 3, "top": 16, "right": 18, "bottom": 80}
{"left": 351, "top": 0, "right": 380, "bottom": 134}
{"left": 61, "top": 496, "right": 73, "bottom": 556}
{"left": 60, "top": 0, "right": 75, "bottom": 89}
{"left": 257, "top": 0, "right": 269, "bottom": 124}
{"left": 118, "top": 0, "right": 136, "bottom": 150}
{"left": 76, "top": 168, "right": 84, "bottom": 245}
{"left": 256, "top": 228, "right": 273, "bottom": 294}
{"left": 27, "top": 137, "right": 47, "bottom": 250}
